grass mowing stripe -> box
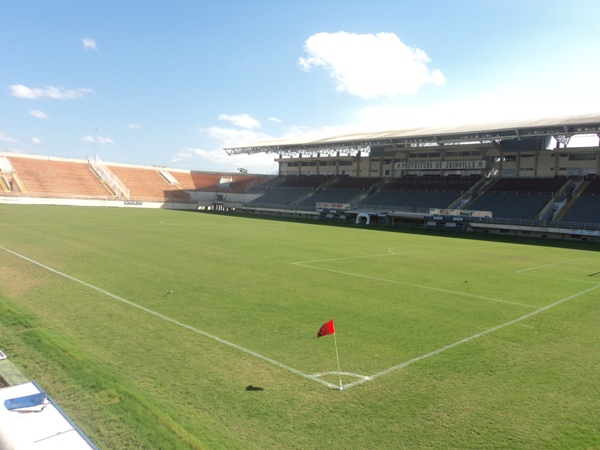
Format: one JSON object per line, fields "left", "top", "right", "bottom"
{"left": 0, "top": 245, "right": 338, "bottom": 390}
{"left": 344, "top": 282, "right": 600, "bottom": 389}
{"left": 293, "top": 261, "right": 539, "bottom": 309}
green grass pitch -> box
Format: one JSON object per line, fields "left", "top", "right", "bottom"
{"left": 0, "top": 205, "right": 599, "bottom": 449}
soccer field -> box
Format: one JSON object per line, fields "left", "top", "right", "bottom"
{"left": 0, "top": 205, "right": 599, "bottom": 449}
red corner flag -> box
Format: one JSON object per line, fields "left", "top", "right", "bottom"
{"left": 317, "top": 320, "right": 335, "bottom": 338}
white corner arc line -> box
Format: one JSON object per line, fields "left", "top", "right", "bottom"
{"left": 0, "top": 245, "right": 338, "bottom": 390}
{"left": 343, "top": 282, "right": 600, "bottom": 389}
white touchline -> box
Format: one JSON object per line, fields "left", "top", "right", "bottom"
{"left": 293, "top": 262, "right": 538, "bottom": 309}
{"left": 342, "top": 282, "right": 600, "bottom": 389}
{"left": 5, "top": 244, "right": 597, "bottom": 392}
{"left": 0, "top": 245, "right": 338, "bottom": 390}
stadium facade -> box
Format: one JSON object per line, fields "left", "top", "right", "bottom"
{"left": 1, "top": 113, "right": 600, "bottom": 242}
{"left": 225, "top": 113, "right": 600, "bottom": 179}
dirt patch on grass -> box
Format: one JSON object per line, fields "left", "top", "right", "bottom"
{"left": 0, "top": 256, "right": 52, "bottom": 299}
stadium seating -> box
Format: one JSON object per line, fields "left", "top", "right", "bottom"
{"left": 107, "top": 166, "right": 190, "bottom": 201}
{"left": 248, "top": 187, "right": 311, "bottom": 206}
{"left": 465, "top": 178, "right": 569, "bottom": 220}
{"left": 560, "top": 179, "right": 600, "bottom": 223}
{"left": 278, "top": 175, "right": 333, "bottom": 188}
{"left": 356, "top": 176, "right": 477, "bottom": 210}
{"left": 7, "top": 157, "right": 113, "bottom": 197}
{"left": 485, "top": 177, "right": 567, "bottom": 193}
{"left": 467, "top": 192, "right": 552, "bottom": 219}
{"left": 175, "top": 172, "right": 274, "bottom": 193}
{"left": 561, "top": 195, "right": 600, "bottom": 224}
{"left": 360, "top": 190, "right": 462, "bottom": 209}
{"left": 296, "top": 188, "right": 363, "bottom": 209}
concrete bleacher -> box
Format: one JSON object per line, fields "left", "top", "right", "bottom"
{"left": 175, "top": 172, "right": 274, "bottom": 193}
{"left": 107, "top": 165, "right": 190, "bottom": 201}
{"left": 7, "top": 156, "right": 113, "bottom": 198}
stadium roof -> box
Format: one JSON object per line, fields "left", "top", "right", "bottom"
{"left": 224, "top": 113, "right": 600, "bottom": 156}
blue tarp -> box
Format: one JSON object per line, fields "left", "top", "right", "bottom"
{"left": 4, "top": 392, "right": 46, "bottom": 410}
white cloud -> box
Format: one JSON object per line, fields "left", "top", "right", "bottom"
{"left": 129, "top": 124, "right": 141, "bottom": 129}
{"left": 218, "top": 114, "right": 261, "bottom": 129}
{"left": 171, "top": 150, "right": 194, "bottom": 163}
{"left": 172, "top": 147, "right": 277, "bottom": 173}
{"left": 172, "top": 125, "right": 279, "bottom": 172}
{"left": 82, "top": 38, "right": 98, "bottom": 51}
{"left": 0, "top": 131, "right": 18, "bottom": 143}
{"left": 82, "top": 135, "right": 114, "bottom": 145}
{"left": 299, "top": 31, "right": 445, "bottom": 99}
{"left": 200, "top": 126, "right": 272, "bottom": 147}
{"left": 269, "top": 117, "right": 283, "bottom": 123}
{"left": 32, "top": 137, "right": 42, "bottom": 144}
{"left": 9, "top": 84, "right": 95, "bottom": 100}
{"left": 30, "top": 110, "right": 49, "bottom": 119}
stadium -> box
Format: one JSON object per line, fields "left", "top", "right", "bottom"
{"left": 2, "top": 112, "right": 600, "bottom": 239}
{"left": 1, "top": 112, "right": 600, "bottom": 448}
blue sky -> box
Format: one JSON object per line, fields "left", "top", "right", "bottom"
{"left": 1, "top": 0, "right": 599, "bottom": 173}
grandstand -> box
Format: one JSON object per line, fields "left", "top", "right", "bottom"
{"left": 2, "top": 113, "right": 600, "bottom": 241}
{"left": 0, "top": 153, "right": 275, "bottom": 208}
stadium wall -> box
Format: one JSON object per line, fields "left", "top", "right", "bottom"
{"left": 0, "top": 195, "right": 198, "bottom": 210}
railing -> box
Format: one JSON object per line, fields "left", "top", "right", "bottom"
{"left": 466, "top": 216, "right": 600, "bottom": 231}
{"left": 242, "top": 201, "right": 600, "bottom": 230}
{"left": 88, "top": 156, "right": 130, "bottom": 199}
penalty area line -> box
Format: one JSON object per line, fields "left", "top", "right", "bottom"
{"left": 293, "top": 262, "right": 538, "bottom": 309}
{"left": 0, "top": 245, "right": 338, "bottom": 390}
{"left": 515, "top": 258, "right": 587, "bottom": 273}
{"left": 343, "top": 282, "right": 600, "bottom": 389}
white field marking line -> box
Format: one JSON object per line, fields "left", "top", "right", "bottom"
{"left": 312, "top": 371, "right": 370, "bottom": 381}
{"left": 0, "top": 245, "right": 338, "bottom": 390}
{"left": 515, "top": 258, "right": 588, "bottom": 273}
{"left": 518, "top": 273, "right": 600, "bottom": 286}
{"left": 387, "top": 244, "right": 497, "bottom": 255}
{"left": 295, "top": 245, "right": 495, "bottom": 265}
{"left": 343, "top": 282, "right": 600, "bottom": 390}
{"left": 157, "top": 220, "right": 286, "bottom": 230}
{"left": 293, "top": 262, "right": 538, "bottom": 309}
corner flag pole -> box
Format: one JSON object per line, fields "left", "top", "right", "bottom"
{"left": 317, "top": 320, "right": 343, "bottom": 390}
{"left": 333, "top": 331, "right": 343, "bottom": 390}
